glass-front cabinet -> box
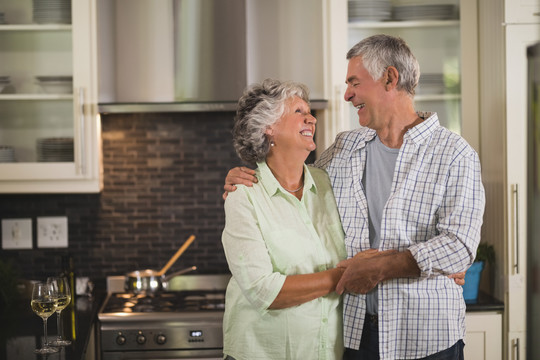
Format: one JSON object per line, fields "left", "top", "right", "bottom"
{"left": 322, "top": 0, "right": 479, "bottom": 154}
{"left": 0, "top": 0, "right": 101, "bottom": 193}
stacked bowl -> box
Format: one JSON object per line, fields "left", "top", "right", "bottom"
{"left": 348, "top": 0, "right": 392, "bottom": 22}
{"left": 36, "top": 137, "right": 74, "bottom": 162}
{"left": 33, "top": 0, "right": 72, "bottom": 24}
{"left": 0, "top": 146, "right": 15, "bottom": 163}
{"left": 0, "top": 76, "right": 10, "bottom": 93}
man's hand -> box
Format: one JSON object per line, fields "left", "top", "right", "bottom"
{"left": 335, "top": 249, "right": 399, "bottom": 295}
{"left": 222, "top": 167, "right": 258, "bottom": 200}
{"left": 449, "top": 271, "right": 466, "bottom": 286}
{"left": 336, "top": 248, "right": 467, "bottom": 294}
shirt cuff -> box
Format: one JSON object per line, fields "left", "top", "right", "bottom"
{"left": 407, "top": 245, "right": 432, "bottom": 278}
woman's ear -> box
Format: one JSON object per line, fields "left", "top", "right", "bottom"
{"left": 265, "top": 126, "right": 274, "bottom": 136}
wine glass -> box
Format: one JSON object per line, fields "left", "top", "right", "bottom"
{"left": 31, "top": 282, "right": 59, "bottom": 354}
{"left": 47, "top": 276, "right": 72, "bottom": 346}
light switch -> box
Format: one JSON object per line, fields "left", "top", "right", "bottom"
{"left": 2, "top": 218, "right": 33, "bottom": 249}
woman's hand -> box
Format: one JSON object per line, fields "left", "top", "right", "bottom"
{"left": 448, "top": 271, "right": 466, "bottom": 286}
{"left": 222, "top": 167, "right": 258, "bottom": 200}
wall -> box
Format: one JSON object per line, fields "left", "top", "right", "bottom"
{"left": 0, "top": 112, "right": 243, "bottom": 286}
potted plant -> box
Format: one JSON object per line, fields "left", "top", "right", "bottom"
{"left": 463, "top": 242, "right": 495, "bottom": 302}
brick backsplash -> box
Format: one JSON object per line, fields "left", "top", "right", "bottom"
{"left": 0, "top": 112, "right": 243, "bottom": 285}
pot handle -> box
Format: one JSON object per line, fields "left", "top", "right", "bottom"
{"left": 163, "top": 265, "right": 197, "bottom": 281}
{"left": 157, "top": 235, "right": 196, "bottom": 276}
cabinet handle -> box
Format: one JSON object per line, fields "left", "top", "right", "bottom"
{"left": 77, "top": 87, "right": 86, "bottom": 175}
{"left": 512, "top": 184, "right": 519, "bottom": 273}
{"left": 513, "top": 338, "right": 520, "bottom": 360}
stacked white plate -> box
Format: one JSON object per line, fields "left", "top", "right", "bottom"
{"left": 0, "top": 76, "right": 10, "bottom": 93}
{"left": 393, "top": 4, "right": 457, "bottom": 21}
{"left": 348, "top": 0, "right": 392, "bottom": 22}
{"left": 416, "top": 73, "right": 445, "bottom": 95}
{"left": 32, "top": 0, "right": 71, "bottom": 24}
{"left": 0, "top": 146, "right": 15, "bottom": 163}
{"left": 37, "top": 137, "right": 74, "bottom": 162}
{"left": 36, "top": 76, "right": 73, "bottom": 94}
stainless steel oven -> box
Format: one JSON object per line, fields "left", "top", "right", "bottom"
{"left": 97, "top": 274, "right": 230, "bottom": 360}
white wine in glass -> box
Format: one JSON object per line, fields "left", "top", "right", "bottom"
{"left": 31, "top": 282, "right": 59, "bottom": 354}
{"left": 47, "top": 276, "right": 72, "bottom": 346}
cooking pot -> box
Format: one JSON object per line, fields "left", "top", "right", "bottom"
{"left": 125, "top": 266, "right": 197, "bottom": 294}
{"left": 124, "top": 235, "right": 197, "bottom": 294}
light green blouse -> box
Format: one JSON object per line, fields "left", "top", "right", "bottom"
{"left": 222, "top": 161, "right": 347, "bottom": 360}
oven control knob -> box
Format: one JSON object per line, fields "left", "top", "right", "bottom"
{"left": 136, "top": 333, "right": 147, "bottom": 345}
{"left": 156, "top": 334, "right": 167, "bottom": 345}
{"left": 116, "top": 334, "right": 126, "bottom": 345}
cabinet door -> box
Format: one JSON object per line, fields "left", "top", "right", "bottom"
{"left": 0, "top": 0, "right": 101, "bottom": 193}
{"left": 505, "top": 0, "right": 540, "bottom": 24}
{"left": 465, "top": 312, "right": 503, "bottom": 360}
{"left": 505, "top": 23, "right": 540, "bottom": 360}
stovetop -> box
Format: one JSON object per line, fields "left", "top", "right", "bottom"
{"left": 99, "top": 276, "right": 228, "bottom": 355}
{"left": 100, "top": 290, "right": 226, "bottom": 314}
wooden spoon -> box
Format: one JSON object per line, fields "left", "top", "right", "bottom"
{"left": 157, "top": 235, "right": 196, "bottom": 276}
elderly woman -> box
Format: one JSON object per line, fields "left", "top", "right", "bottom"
{"left": 221, "top": 79, "right": 349, "bottom": 360}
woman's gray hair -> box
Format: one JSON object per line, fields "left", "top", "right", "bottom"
{"left": 347, "top": 34, "right": 420, "bottom": 97}
{"left": 232, "top": 78, "right": 310, "bottom": 166}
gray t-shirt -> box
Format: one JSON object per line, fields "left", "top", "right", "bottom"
{"left": 363, "top": 135, "right": 399, "bottom": 315}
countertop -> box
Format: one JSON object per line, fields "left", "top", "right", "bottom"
{"left": 0, "top": 286, "right": 502, "bottom": 360}
{"left": 0, "top": 293, "right": 104, "bottom": 360}
{"left": 465, "top": 291, "right": 505, "bottom": 312}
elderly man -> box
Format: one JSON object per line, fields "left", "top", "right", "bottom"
{"left": 224, "top": 34, "right": 484, "bottom": 360}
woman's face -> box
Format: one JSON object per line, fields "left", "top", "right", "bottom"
{"left": 268, "top": 96, "right": 317, "bottom": 154}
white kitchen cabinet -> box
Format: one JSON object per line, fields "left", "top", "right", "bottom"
{"left": 503, "top": 23, "right": 539, "bottom": 360}
{"left": 0, "top": 0, "right": 102, "bottom": 193}
{"left": 504, "top": 0, "right": 540, "bottom": 23}
{"left": 464, "top": 311, "right": 503, "bottom": 360}
{"left": 478, "top": 0, "right": 540, "bottom": 358}
{"left": 319, "top": 0, "right": 480, "bottom": 154}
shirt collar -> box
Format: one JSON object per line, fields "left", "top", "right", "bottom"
{"left": 349, "top": 111, "right": 439, "bottom": 151}
{"left": 349, "top": 128, "right": 377, "bottom": 152}
{"left": 256, "top": 161, "right": 317, "bottom": 197}
{"left": 404, "top": 111, "right": 439, "bottom": 146}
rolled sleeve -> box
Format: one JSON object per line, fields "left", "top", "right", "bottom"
{"left": 222, "top": 187, "right": 286, "bottom": 314}
{"left": 408, "top": 148, "right": 485, "bottom": 277}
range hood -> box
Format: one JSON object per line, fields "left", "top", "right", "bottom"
{"left": 96, "top": 0, "right": 327, "bottom": 113}
{"left": 98, "top": 100, "right": 328, "bottom": 114}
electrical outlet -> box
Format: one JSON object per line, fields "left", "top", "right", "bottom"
{"left": 2, "top": 218, "right": 33, "bottom": 249}
{"left": 37, "top": 216, "right": 68, "bottom": 248}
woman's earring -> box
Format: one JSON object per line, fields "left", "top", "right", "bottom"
{"left": 270, "top": 140, "right": 275, "bottom": 147}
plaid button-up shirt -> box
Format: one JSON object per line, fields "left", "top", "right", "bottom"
{"left": 314, "top": 112, "right": 485, "bottom": 359}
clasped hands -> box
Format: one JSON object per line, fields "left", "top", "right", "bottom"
{"left": 335, "top": 249, "right": 396, "bottom": 295}
{"left": 335, "top": 249, "right": 466, "bottom": 295}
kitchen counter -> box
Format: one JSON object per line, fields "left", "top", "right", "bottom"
{"left": 0, "top": 284, "right": 501, "bottom": 360}
{"left": 465, "top": 291, "right": 504, "bottom": 312}
{"left": 0, "top": 293, "right": 104, "bottom": 360}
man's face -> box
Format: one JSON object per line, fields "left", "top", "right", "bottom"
{"left": 343, "top": 56, "right": 387, "bottom": 129}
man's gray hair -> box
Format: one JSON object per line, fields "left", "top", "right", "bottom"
{"left": 347, "top": 34, "right": 420, "bottom": 97}
{"left": 233, "top": 78, "right": 310, "bottom": 166}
